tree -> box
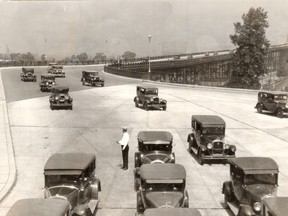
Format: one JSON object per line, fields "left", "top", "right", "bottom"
{"left": 228, "top": 7, "right": 270, "bottom": 89}
{"left": 77, "top": 53, "right": 88, "bottom": 62}
{"left": 121, "top": 51, "right": 136, "bottom": 61}
{"left": 94, "top": 52, "right": 107, "bottom": 61}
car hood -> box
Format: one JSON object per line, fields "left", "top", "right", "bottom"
{"left": 142, "top": 152, "right": 172, "bottom": 164}
{"left": 246, "top": 184, "right": 277, "bottom": 201}
{"left": 145, "top": 191, "right": 184, "bottom": 208}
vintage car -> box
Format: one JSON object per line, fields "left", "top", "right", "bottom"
{"left": 39, "top": 74, "right": 57, "bottom": 92}
{"left": 135, "top": 163, "right": 189, "bottom": 213}
{"left": 44, "top": 152, "right": 101, "bottom": 216}
{"left": 222, "top": 157, "right": 279, "bottom": 216}
{"left": 20, "top": 67, "right": 37, "bottom": 82}
{"left": 49, "top": 86, "right": 73, "bottom": 110}
{"left": 134, "top": 131, "right": 175, "bottom": 168}
{"left": 6, "top": 198, "right": 71, "bottom": 216}
{"left": 143, "top": 208, "right": 202, "bottom": 216}
{"left": 134, "top": 86, "right": 167, "bottom": 111}
{"left": 81, "top": 71, "right": 104, "bottom": 87}
{"left": 255, "top": 91, "right": 288, "bottom": 118}
{"left": 50, "top": 65, "right": 65, "bottom": 77}
{"left": 187, "top": 115, "right": 236, "bottom": 165}
{"left": 47, "top": 62, "right": 57, "bottom": 73}
{"left": 261, "top": 197, "right": 288, "bottom": 216}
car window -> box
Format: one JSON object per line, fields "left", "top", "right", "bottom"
{"left": 202, "top": 127, "right": 225, "bottom": 135}
{"left": 244, "top": 174, "right": 277, "bottom": 185}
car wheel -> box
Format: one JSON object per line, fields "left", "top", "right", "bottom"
{"left": 134, "top": 177, "right": 141, "bottom": 191}
{"left": 257, "top": 104, "right": 263, "bottom": 113}
{"left": 101, "top": 84, "right": 104, "bottom": 87}
{"left": 276, "top": 109, "right": 284, "bottom": 118}
{"left": 50, "top": 105, "right": 54, "bottom": 110}
{"left": 197, "top": 148, "right": 204, "bottom": 165}
{"left": 136, "top": 192, "right": 144, "bottom": 213}
{"left": 135, "top": 101, "right": 139, "bottom": 107}
{"left": 163, "top": 106, "right": 167, "bottom": 111}
{"left": 144, "top": 102, "right": 148, "bottom": 111}
{"left": 82, "top": 81, "right": 85, "bottom": 85}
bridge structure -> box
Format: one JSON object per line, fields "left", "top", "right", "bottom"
{"left": 104, "top": 44, "right": 288, "bottom": 89}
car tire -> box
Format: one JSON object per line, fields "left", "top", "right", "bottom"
{"left": 257, "top": 104, "right": 263, "bottom": 113}
{"left": 197, "top": 148, "right": 204, "bottom": 165}
{"left": 101, "top": 84, "right": 104, "bottom": 87}
{"left": 144, "top": 102, "right": 148, "bottom": 111}
{"left": 136, "top": 192, "right": 144, "bottom": 213}
{"left": 135, "top": 101, "right": 139, "bottom": 107}
{"left": 276, "top": 109, "right": 284, "bottom": 118}
{"left": 134, "top": 177, "right": 141, "bottom": 191}
{"left": 163, "top": 106, "right": 167, "bottom": 111}
{"left": 50, "top": 105, "right": 54, "bottom": 110}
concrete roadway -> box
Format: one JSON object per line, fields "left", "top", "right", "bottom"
{"left": 1, "top": 66, "right": 288, "bottom": 216}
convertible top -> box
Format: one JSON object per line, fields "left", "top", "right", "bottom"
{"left": 138, "top": 131, "right": 173, "bottom": 145}
{"left": 263, "top": 197, "right": 288, "bottom": 216}
{"left": 140, "top": 164, "right": 186, "bottom": 181}
{"left": 144, "top": 208, "right": 201, "bottom": 216}
{"left": 44, "top": 152, "right": 96, "bottom": 175}
{"left": 6, "top": 198, "right": 70, "bottom": 216}
{"left": 192, "top": 115, "right": 225, "bottom": 127}
{"left": 229, "top": 157, "right": 278, "bottom": 174}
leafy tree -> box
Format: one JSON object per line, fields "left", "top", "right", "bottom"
{"left": 94, "top": 52, "right": 107, "bottom": 61}
{"left": 77, "top": 53, "right": 88, "bottom": 62}
{"left": 121, "top": 51, "right": 136, "bottom": 60}
{"left": 228, "top": 7, "right": 270, "bottom": 89}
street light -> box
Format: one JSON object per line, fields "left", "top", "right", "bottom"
{"left": 148, "top": 35, "right": 152, "bottom": 79}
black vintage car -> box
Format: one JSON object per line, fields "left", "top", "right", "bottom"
{"left": 20, "top": 67, "right": 37, "bottom": 82}
{"left": 187, "top": 115, "right": 236, "bottom": 165}
{"left": 222, "top": 157, "right": 279, "bottom": 216}
{"left": 47, "top": 62, "right": 57, "bottom": 73}
{"left": 81, "top": 71, "right": 104, "bottom": 87}
{"left": 135, "top": 163, "right": 189, "bottom": 213}
{"left": 44, "top": 152, "right": 101, "bottom": 216}
{"left": 50, "top": 65, "right": 65, "bottom": 77}
{"left": 39, "top": 74, "right": 57, "bottom": 92}
{"left": 49, "top": 86, "right": 73, "bottom": 110}
{"left": 6, "top": 198, "right": 71, "bottom": 216}
{"left": 134, "top": 131, "right": 175, "bottom": 168}
{"left": 143, "top": 208, "right": 202, "bottom": 216}
{"left": 255, "top": 91, "right": 288, "bottom": 118}
{"left": 134, "top": 86, "right": 167, "bottom": 111}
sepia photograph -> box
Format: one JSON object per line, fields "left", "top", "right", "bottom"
{"left": 0, "top": 0, "right": 288, "bottom": 215}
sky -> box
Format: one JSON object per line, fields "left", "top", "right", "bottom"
{"left": 0, "top": 0, "right": 288, "bottom": 60}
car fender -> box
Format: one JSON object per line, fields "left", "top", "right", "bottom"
{"left": 90, "top": 179, "right": 101, "bottom": 200}
{"left": 183, "top": 190, "right": 189, "bottom": 207}
{"left": 187, "top": 133, "right": 194, "bottom": 143}
{"left": 222, "top": 181, "right": 232, "bottom": 194}
{"left": 134, "top": 96, "right": 139, "bottom": 103}
{"left": 238, "top": 204, "right": 255, "bottom": 216}
{"left": 134, "top": 152, "right": 141, "bottom": 168}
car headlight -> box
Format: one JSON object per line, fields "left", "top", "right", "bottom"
{"left": 150, "top": 98, "right": 154, "bottom": 102}
{"left": 285, "top": 103, "right": 288, "bottom": 108}
{"left": 253, "top": 202, "right": 262, "bottom": 212}
{"left": 224, "top": 144, "right": 230, "bottom": 149}
{"left": 207, "top": 143, "right": 212, "bottom": 149}
{"left": 230, "top": 145, "right": 236, "bottom": 152}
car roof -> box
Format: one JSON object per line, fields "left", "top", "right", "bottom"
{"left": 192, "top": 115, "right": 225, "bottom": 127}
{"left": 52, "top": 65, "right": 63, "bottom": 67}
{"left": 22, "top": 67, "right": 34, "bottom": 71}
{"left": 229, "top": 157, "right": 278, "bottom": 174}
{"left": 6, "top": 198, "right": 70, "bottom": 216}
{"left": 138, "top": 131, "right": 173, "bottom": 145}
{"left": 137, "top": 85, "right": 158, "bottom": 90}
{"left": 140, "top": 164, "right": 186, "bottom": 180}
{"left": 258, "top": 91, "right": 288, "bottom": 96}
{"left": 143, "top": 208, "right": 202, "bottom": 216}
{"left": 52, "top": 86, "right": 69, "bottom": 92}
{"left": 82, "top": 70, "right": 99, "bottom": 74}
{"left": 44, "top": 152, "right": 96, "bottom": 175}
{"left": 41, "top": 74, "right": 56, "bottom": 77}
{"left": 263, "top": 197, "right": 288, "bottom": 215}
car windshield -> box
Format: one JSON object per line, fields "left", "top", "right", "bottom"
{"left": 202, "top": 127, "right": 225, "bottom": 135}
{"left": 141, "top": 144, "right": 171, "bottom": 151}
{"left": 145, "top": 183, "right": 183, "bottom": 192}
{"left": 244, "top": 174, "right": 277, "bottom": 185}
{"left": 145, "top": 89, "right": 158, "bottom": 95}
{"left": 274, "top": 95, "right": 288, "bottom": 101}
{"left": 46, "top": 175, "right": 79, "bottom": 186}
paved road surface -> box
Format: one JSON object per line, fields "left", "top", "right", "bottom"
{"left": 1, "top": 65, "right": 288, "bottom": 216}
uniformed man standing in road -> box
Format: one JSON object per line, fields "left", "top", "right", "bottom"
{"left": 117, "top": 127, "right": 130, "bottom": 170}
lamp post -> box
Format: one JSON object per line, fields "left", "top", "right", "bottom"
{"left": 148, "top": 35, "right": 152, "bottom": 79}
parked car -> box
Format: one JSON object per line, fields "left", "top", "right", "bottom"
{"left": 261, "top": 197, "right": 288, "bottom": 216}
{"left": 81, "top": 71, "right": 104, "bottom": 87}
{"left": 222, "top": 157, "right": 279, "bottom": 216}
{"left": 134, "top": 86, "right": 167, "bottom": 111}
{"left": 6, "top": 198, "right": 71, "bottom": 216}
{"left": 20, "top": 67, "right": 37, "bottom": 82}
{"left": 255, "top": 91, "right": 288, "bottom": 118}
{"left": 44, "top": 152, "right": 101, "bottom": 216}
{"left": 134, "top": 131, "right": 175, "bottom": 168}
{"left": 39, "top": 74, "right": 57, "bottom": 92}
{"left": 135, "top": 163, "right": 189, "bottom": 213}
{"left": 187, "top": 115, "right": 236, "bottom": 165}
{"left": 50, "top": 65, "right": 65, "bottom": 77}
{"left": 143, "top": 208, "right": 202, "bottom": 216}
{"left": 49, "top": 86, "right": 73, "bottom": 110}
{"left": 47, "top": 62, "right": 57, "bottom": 73}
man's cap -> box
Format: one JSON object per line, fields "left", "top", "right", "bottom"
{"left": 122, "top": 127, "right": 128, "bottom": 131}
